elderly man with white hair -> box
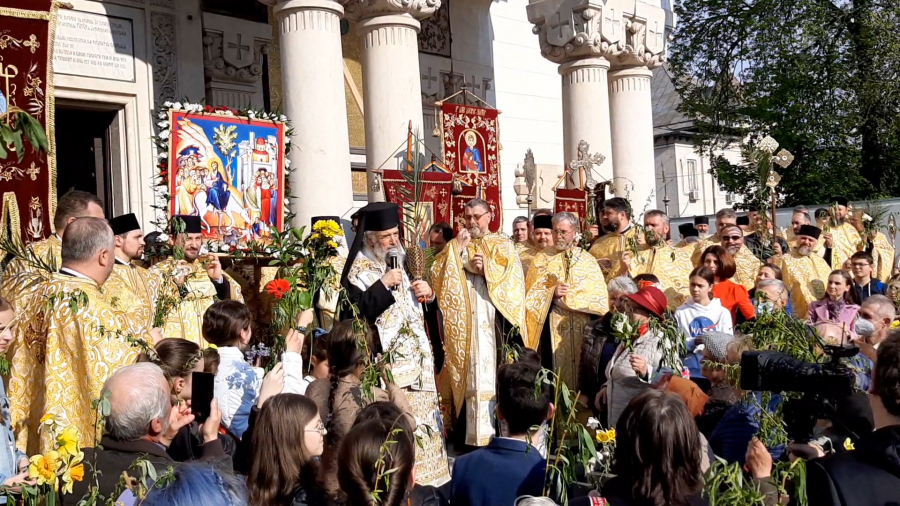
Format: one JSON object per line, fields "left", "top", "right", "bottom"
{"left": 338, "top": 202, "right": 450, "bottom": 486}
{"left": 9, "top": 217, "right": 162, "bottom": 454}
{"left": 524, "top": 212, "right": 609, "bottom": 387}
{"left": 66, "top": 363, "right": 228, "bottom": 501}
{"left": 854, "top": 294, "right": 897, "bottom": 362}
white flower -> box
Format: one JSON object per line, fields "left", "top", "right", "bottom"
{"left": 586, "top": 417, "right": 600, "bottom": 430}
{"left": 172, "top": 102, "right": 183, "bottom": 110}
{"left": 279, "top": 115, "right": 288, "bottom": 122}
{"left": 158, "top": 111, "right": 168, "bottom": 119}
{"left": 574, "top": 233, "right": 583, "bottom": 243}
{"left": 222, "top": 110, "right": 234, "bottom": 116}
{"left": 863, "top": 213, "right": 873, "bottom": 222}
{"left": 663, "top": 339, "right": 672, "bottom": 350}
{"left": 283, "top": 198, "right": 290, "bottom": 206}
{"left": 248, "top": 111, "right": 257, "bottom": 119}
{"left": 285, "top": 137, "right": 291, "bottom": 145}
{"left": 285, "top": 158, "right": 292, "bottom": 167}
{"left": 163, "top": 101, "right": 173, "bottom": 108}
{"left": 158, "top": 130, "right": 169, "bottom": 139}
{"left": 158, "top": 152, "right": 167, "bottom": 160}
{"left": 694, "top": 344, "right": 705, "bottom": 353}
{"left": 199, "top": 244, "right": 209, "bottom": 256}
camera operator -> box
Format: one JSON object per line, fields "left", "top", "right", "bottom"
{"left": 806, "top": 333, "right": 900, "bottom": 506}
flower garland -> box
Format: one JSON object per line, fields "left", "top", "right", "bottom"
{"left": 150, "top": 101, "right": 296, "bottom": 255}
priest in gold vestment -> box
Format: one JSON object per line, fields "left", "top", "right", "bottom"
{"left": 786, "top": 210, "right": 826, "bottom": 258}
{"left": 848, "top": 211, "right": 895, "bottom": 284}
{"left": 692, "top": 208, "right": 738, "bottom": 265}
{"left": 624, "top": 210, "right": 692, "bottom": 308}
{"left": 718, "top": 225, "right": 763, "bottom": 290}
{"left": 525, "top": 213, "right": 608, "bottom": 387}
{"left": 431, "top": 199, "right": 526, "bottom": 447}
{"left": 8, "top": 218, "right": 161, "bottom": 453}
{"left": 519, "top": 214, "right": 553, "bottom": 272}
{"left": 0, "top": 191, "right": 105, "bottom": 311}
{"left": 105, "top": 213, "right": 160, "bottom": 328}
{"left": 780, "top": 225, "right": 832, "bottom": 319}
{"left": 822, "top": 196, "right": 861, "bottom": 270}
{"left": 150, "top": 215, "right": 243, "bottom": 345}
{"left": 588, "top": 197, "right": 637, "bottom": 281}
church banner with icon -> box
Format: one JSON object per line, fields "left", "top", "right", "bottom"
{"left": 0, "top": 0, "right": 58, "bottom": 242}
{"left": 161, "top": 106, "right": 288, "bottom": 247}
{"left": 438, "top": 102, "right": 502, "bottom": 233}
{"left": 382, "top": 170, "right": 454, "bottom": 247}
{"left": 554, "top": 188, "right": 588, "bottom": 221}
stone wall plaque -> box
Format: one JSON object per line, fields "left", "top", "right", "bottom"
{"left": 54, "top": 10, "right": 136, "bottom": 82}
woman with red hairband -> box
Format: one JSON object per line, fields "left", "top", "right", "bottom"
{"left": 599, "top": 286, "right": 667, "bottom": 428}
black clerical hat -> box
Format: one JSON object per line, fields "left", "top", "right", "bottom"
{"left": 831, "top": 196, "right": 850, "bottom": 207}
{"left": 694, "top": 216, "right": 709, "bottom": 225}
{"left": 736, "top": 216, "right": 750, "bottom": 226}
{"left": 678, "top": 223, "right": 698, "bottom": 238}
{"left": 109, "top": 213, "right": 140, "bottom": 236}
{"left": 173, "top": 215, "right": 202, "bottom": 234}
{"left": 797, "top": 224, "right": 822, "bottom": 239}
{"left": 312, "top": 216, "right": 341, "bottom": 227}
{"left": 533, "top": 215, "right": 552, "bottom": 230}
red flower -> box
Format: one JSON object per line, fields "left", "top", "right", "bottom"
{"left": 638, "top": 323, "right": 649, "bottom": 336}
{"left": 204, "top": 105, "right": 214, "bottom": 113}
{"left": 265, "top": 279, "right": 291, "bottom": 300}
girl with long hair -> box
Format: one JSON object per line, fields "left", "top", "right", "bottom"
{"left": 674, "top": 267, "right": 733, "bottom": 352}
{"left": 247, "top": 394, "right": 326, "bottom": 506}
{"left": 807, "top": 270, "right": 861, "bottom": 332}
{"left": 606, "top": 390, "right": 706, "bottom": 506}
{"left": 305, "top": 320, "right": 412, "bottom": 497}
{"left": 338, "top": 414, "right": 416, "bottom": 506}
{"left": 202, "top": 300, "right": 312, "bottom": 438}
{"left": 136, "top": 338, "right": 230, "bottom": 460}
{"left": 702, "top": 245, "right": 755, "bottom": 322}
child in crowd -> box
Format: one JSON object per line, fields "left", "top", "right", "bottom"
{"left": 675, "top": 267, "right": 733, "bottom": 353}
{"left": 451, "top": 361, "right": 550, "bottom": 506}
{"left": 300, "top": 331, "right": 330, "bottom": 393}
{"left": 202, "top": 300, "right": 312, "bottom": 438}
{"left": 0, "top": 298, "right": 31, "bottom": 502}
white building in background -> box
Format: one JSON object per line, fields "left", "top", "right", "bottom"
{"left": 652, "top": 66, "right": 744, "bottom": 218}
{"left": 49, "top": 0, "right": 725, "bottom": 231}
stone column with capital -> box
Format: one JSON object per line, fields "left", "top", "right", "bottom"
{"left": 343, "top": 0, "right": 439, "bottom": 201}
{"left": 261, "top": 0, "right": 353, "bottom": 228}
{"left": 606, "top": 1, "right": 670, "bottom": 213}
{"left": 528, "top": 0, "right": 616, "bottom": 188}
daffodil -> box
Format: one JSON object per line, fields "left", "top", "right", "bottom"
{"left": 29, "top": 451, "right": 60, "bottom": 486}
{"left": 596, "top": 431, "right": 609, "bottom": 443}
{"left": 843, "top": 438, "right": 855, "bottom": 451}
{"left": 56, "top": 426, "right": 80, "bottom": 459}
{"left": 40, "top": 413, "right": 54, "bottom": 424}
{"left": 61, "top": 463, "right": 85, "bottom": 494}
{"left": 607, "top": 429, "right": 616, "bottom": 441}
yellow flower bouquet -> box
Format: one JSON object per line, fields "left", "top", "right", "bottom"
{"left": 4, "top": 415, "right": 86, "bottom": 506}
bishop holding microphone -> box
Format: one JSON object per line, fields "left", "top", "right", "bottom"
{"left": 338, "top": 202, "right": 451, "bottom": 487}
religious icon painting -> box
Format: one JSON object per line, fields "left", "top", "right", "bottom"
{"left": 166, "top": 109, "right": 286, "bottom": 246}
{"left": 438, "top": 102, "right": 502, "bottom": 232}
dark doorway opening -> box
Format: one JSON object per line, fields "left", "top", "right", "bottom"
{"left": 54, "top": 106, "right": 119, "bottom": 214}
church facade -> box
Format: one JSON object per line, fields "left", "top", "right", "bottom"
{"left": 51, "top": 0, "right": 739, "bottom": 234}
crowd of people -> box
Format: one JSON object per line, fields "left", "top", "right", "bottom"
{"left": 0, "top": 190, "right": 898, "bottom": 506}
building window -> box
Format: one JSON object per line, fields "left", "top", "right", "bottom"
{"left": 351, "top": 165, "right": 368, "bottom": 201}
{"left": 686, "top": 159, "right": 699, "bottom": 192}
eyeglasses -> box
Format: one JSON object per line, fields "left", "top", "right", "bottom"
{"left": 721, "top": 236, "right": 743, "bottom": 241}
{"left": 851, "top": 262, "right": 870, "bottom": 268}
{"left": 464, "top": 210, "right": 490, "bottom": 222}
{"left": 305, "top": 423, "right": 327, "bottom": 435}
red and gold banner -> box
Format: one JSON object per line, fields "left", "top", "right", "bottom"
{"left": 0, "top": 0, "right": 58, "bottom": 242}
{"left": 382, "top": 169, "right": 454, "bottom": 244}
{"left": 554, "top": 187, "right": 588, "bottom": 222}
{"left": 438, "top": 102, "right": 502, "bottom": 233}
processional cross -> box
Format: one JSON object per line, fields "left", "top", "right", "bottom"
{"left": 567, "top": 139, "right": 605, "bottom": 189}
{"left": 758, "top": 135, "right": 794, "bottom": 238}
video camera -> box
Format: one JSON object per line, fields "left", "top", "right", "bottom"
{"left": 739, "top": 346, "right": 869, "bottom": 445}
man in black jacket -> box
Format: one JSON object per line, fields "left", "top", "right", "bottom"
{"left": 64, "top": 363, "right": 229, "bottom": 504}
{"left": 806, "top": 333, "right": 900, "bottom": 506}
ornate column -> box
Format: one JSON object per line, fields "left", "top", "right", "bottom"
{"left": 261, "top": 0, "right": 353, "bottom": 227}
{"left": 528, "top": 0, "right": 616, "bottom": 187}
{"left": 343, "top": 0, "right": 439, "bottom": 200}
{"left": 606, "top": 1, "right": 669, "bottom": 212}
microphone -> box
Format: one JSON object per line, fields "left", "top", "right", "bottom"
{"left": 387, "top": 248, "right": 399, "bottom": 291}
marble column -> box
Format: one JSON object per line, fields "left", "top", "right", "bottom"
{"left": 343, "top": 0, "right": 438, "bottom": 201}
{"left": 607, "top": 67, "right": 655, "bottom": 209}
{"left": 265, "top": 0, "right": 353, "bottom": 227}
{"left": 559, "top": 57, "right": 613, "bottom": 186}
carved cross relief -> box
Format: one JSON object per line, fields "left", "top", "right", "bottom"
{"left": 547, "top": 10, "right": 575, "bottom": 46}
{"left": 223, "top": 33, "right": 253, "bottom": 68}
{"left": 421, "top": 67, "right": 438, "bottom": 91}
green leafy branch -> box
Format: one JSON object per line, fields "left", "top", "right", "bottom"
{"left": 0, "top": 106, "right": 49, "bottom": 162}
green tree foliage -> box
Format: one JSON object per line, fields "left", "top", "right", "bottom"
{"left": 668, "top": 0, "right": 900, "bottom": 205}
